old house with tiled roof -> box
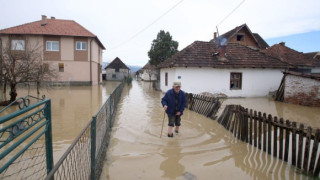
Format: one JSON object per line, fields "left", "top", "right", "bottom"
{"left": 104, "top": 57, "right": 130, "bottom": 81}
{"left": 158, "top": 40, "right": 292, "bottom": 97}
{"left": 0, "top": 15, "right": 105, "bottom": 85}
{"left": 140, "top": 62, "right": 157, "bottom": 81}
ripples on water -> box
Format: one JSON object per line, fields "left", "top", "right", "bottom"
{"left": 101, "top": 80, "right": 316, "bottom": 180}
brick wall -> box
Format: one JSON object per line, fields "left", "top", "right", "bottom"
{"left": 284, "top": 74, "right": 320, "bottom": 106}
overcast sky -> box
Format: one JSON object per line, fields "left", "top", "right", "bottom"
{"left": 1, "top": 0, "right": 320, "bottom": 66}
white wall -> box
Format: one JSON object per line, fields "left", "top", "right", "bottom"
{"left": 312, "top": 68, "right": 320, "bottom": 73}
{"left": 141, "top": 70, "right": 157, "bottom": 81}
{"left": 160, "top": 67, "right": 284, "bottom": 97}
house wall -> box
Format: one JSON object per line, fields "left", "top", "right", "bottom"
{"left": 284, "top": 75, "right": 320, "bottom": 106}
{"left": 141, "top": 70, "right": 157, "bottom": 81}
{"left": 105, "top": 68, "right": 129, "bottom": 81}
{"left": 48, "top": 61, "right": 90, "bottom": 82}
{"left": 229, "top": 28, "right": 259, "bottom": 48}
{"left": 74, "top": 37, "right": 88, "bottom": 61}
{"left": 61, "top": 37, "right": 74, "bottom": 60}
{"left": 160, "top": 67, "right": 284, "bottom": 97}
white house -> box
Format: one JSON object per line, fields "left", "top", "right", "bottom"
{"left": 140, "top": 62, "right": 157, "bottom": 81}
{"left": 158, "top": 41, "right": 292, "bottom": 97}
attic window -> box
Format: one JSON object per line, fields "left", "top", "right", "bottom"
{"left": 115, "top": 67, "right": 119, "bottom": 72}
{"left": 237, "top": 34, "right": 244, "bottom": 41}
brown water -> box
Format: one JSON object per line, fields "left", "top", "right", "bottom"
{"left": 0, "top": 81, "right": 120, "bottom": 162}
{"left": 100, "top": 81, "right": 319, "bottom": 180}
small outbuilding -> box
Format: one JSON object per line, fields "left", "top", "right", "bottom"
{"left": 275, "top": 71, "right": 320, "bottom": 106}
{"left": 105, "top": 57, "right": 130, "bottom": 81}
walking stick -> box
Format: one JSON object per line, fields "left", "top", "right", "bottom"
{"left": 160, "top": 111, "right": 166, "bottom": 138}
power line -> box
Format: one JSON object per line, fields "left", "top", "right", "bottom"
{"left": 110, "top": 0, "right": 185, "bottom": 50}
{"left": 216, "top": 0, "right": 246, "bottom": 28}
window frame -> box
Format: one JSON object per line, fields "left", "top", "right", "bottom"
{"left": 76, "top": 41, "right": 87, "bottom": 51}
{"left": 46, "top": 41, "right": 60, "bottom": 51}
{"left": 230, "top": 72, "right": 242, "bottom": 90}
{"left": 165, "top": 72, "right": 168, "bottom": 86}
{"left": 58, "top": 63, "right": 64, "bottom": 72}
{"left": 236, "top": 34, "right": 244, "bottom": 41}
{"left": 11, "top": 40, "right": 25, "bottom": 50}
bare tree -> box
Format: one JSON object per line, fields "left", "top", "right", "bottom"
{"left": 0, "top": 39, "right": 57, "bottom": 105}
{"left": 144, "top": 68, "right": 157, "bottom": 81}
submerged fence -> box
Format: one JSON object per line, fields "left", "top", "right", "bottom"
{"left": 0, "top": 95, "right": 53, "bottom": 179}
{"left": 218, "top": 104, "right": 320, "bottom": 177}
{"left": 185, "top": 93, "right": 221, "bottom": 119}
{"left": 45, "top": 81, "right": 125, "bottom": 180}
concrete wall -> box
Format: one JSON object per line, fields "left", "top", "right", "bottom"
{"left": 160, "top": 67, "right": 284, "bottom": 97}
{"left": 105, "top": 68, "right": 129, "bottom": 81}
{"left": 284, "top": 75, "right": 320, "bottom": 106}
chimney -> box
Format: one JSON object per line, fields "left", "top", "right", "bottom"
{"left": 51, "top": 17, "right": 55, "bottom": 20}
{"left": 279, "top": 42, "right": 285, "bottom": 46}
{"left": 41, "top": 15, "right": 47, "bottom": 26}
{"left": 218, "top": 46, "right": 226, "bottom": 58}
{"left": 214, "top": 32, "right": 217, "bottom": 40}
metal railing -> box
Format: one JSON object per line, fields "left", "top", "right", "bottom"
{"left": 0, "top": 95, "right": 53, "bottom": 179}
{"left": 45, "top": 81, "right": 125, "bottom": 180}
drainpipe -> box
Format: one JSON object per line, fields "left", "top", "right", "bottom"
{"left": 90, "top": 38, "right": 93, "bottom": 85}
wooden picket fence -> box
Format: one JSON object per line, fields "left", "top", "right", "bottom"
{"left": 185, "top": 93, "right": 221, "bottom": 119}
{"left": 217, "top": 104, "right": 320, "bottom": 177}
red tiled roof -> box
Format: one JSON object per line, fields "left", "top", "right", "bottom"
{"left": 0, "top": 17, "right": 105, "bottom": 49}
{"left": 158, "top": 41, "right": 291, "bottom": 69}
{"left": 263, "top": 43, "right": 317, "bottom": 67}
{"left": 284, "top": 70, "right": 320, "bottom": 80}
{"left": 105, "top": 57, "right": 129, "bottom": 70}
{"left": 142, "top": 62, "right": 157, "bottom": 70}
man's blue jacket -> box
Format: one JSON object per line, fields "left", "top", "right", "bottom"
{"left": 161, "top": 89, "right": 187, "bottom": 116}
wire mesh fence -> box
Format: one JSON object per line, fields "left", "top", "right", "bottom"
{"left": 45, "top": 81, "right": 125, "bottom": 180}
{"left": 0, "top": 96, "right": 53, "bottom": 180}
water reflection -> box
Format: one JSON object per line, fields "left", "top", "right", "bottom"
{"left": 160, "top": 141, "right": 185, "bottom": 179}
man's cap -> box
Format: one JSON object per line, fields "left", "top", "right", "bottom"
{"left": 173, "top": 81, "right": 181, "bottom": 87}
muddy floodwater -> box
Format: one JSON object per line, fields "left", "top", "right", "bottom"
{"left": 0, "top": 81, "right": 120, "bottom": 162}
{"left": 1, "top": 80, "right": 320, "bottom": 179}
{"left": 100, "top": 80, "right": 320, "bottom": 180}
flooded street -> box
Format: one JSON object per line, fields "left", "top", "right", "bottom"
{"left": 0, "top": 81, "right": 120, "bottom": 162}
{"left": 101, "top": 80, "right": 318, "bottom": 180}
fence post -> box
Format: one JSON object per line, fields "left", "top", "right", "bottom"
{"left": 292, "top": 122, "right": 297, "bottom": 166}
{"left": 91, "top": 117, "right": 97, "bottom": 180}
{"left": 109, "top": 93, "right": 113, "bottom": 127}
{"left": 44, "top": 100, "right": 54, "bottom": 177}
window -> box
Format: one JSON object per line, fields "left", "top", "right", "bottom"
{"left": 59, "top": 63, "right": 64, "bottom": 72}
{"left": 11, "top": 40, "right": 25, "bottom": 50}
{"left": 76, "top": 41, "right": 87, "bottom": 50}
{"left": 230, "top": 72, "right": 242, "bottom": 89}
{"left": 165, "top": 72, "right": 168, "bottom": 86}
{"left": 46, "top": 41, "right": 59, "bottom": 51}
{"left": 115, "top": 67, "right": 119, "bottom": 72}
{"left": 236, "top": 34, "right": 244, "bottom": 41}
{"left": 112, "top": 74, "right": 116, "bottom": 78}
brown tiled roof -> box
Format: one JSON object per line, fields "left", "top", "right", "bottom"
{"left": 158, "top": 41, "right": 291, "bottom": 69}
{"left": 142, "top": 62, "right": 157, "bottom": 70}
{"left": 262, "top": 43, "right": 317, "bottom": 67}
{"left": 105, "top": 57, "right": 129, "bottom": 70}
{"left": 253, "top": 33, "right": 269, "bottom": 49}
{"left": 212, "top": 24, "right": 269, "bottom": 49}
{"left": 284, "top": 70, "right": 320, "bottom": 80}
{"left": 0, "top": 17, "right": 105, "bottom": 49}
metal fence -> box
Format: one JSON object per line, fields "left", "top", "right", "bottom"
{"left": 0, "top": 95, "right": 53, "bottom": 179}
{"left": 45, "top": 81, "right": 124, "bottom": 180}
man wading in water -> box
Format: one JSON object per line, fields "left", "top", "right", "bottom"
{"left": 161, "top": 81, "right": 187, "bottom": 138}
